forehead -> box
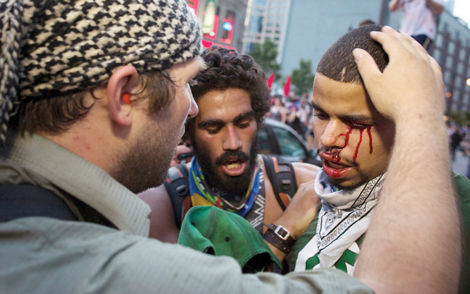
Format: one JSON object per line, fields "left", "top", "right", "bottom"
{"left": 195, "top": 88, "right": 253, "bottom": 122}
{"left": 312, "top": 73, "right": 380, "bottom": 119}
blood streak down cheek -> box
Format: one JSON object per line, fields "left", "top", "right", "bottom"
{"left": 352, "top": 126, "right": 374, "bottom": 162}
{"left": 329, "top": 126, "right": 374, "bottom": 163}
{"left": 367, "top": 126, "right": 373, "bottom": 154}
{"left": 337, "top": 127, "right": 352, "bottom": 147}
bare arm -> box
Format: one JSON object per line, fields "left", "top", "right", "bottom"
{"left": 388, "top": 0, "right": 401, "bottom": 12}
{"left": 139, "top": 185, "right": 180, "bottom": 243}
{"left": 353, "top": 26, "right": 461, "bottom": 294}
{"left": 426, "top": 0, "right": 444, "bottom": 15}
{"left": 280, "top": 107, "right": 287, "bottom": 124}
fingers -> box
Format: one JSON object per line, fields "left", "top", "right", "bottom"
{"left": 353, "top": 48, "right": 381, "bottom": 82}
{"left": 370, "top": 27, "right": 420, "bottom": 60}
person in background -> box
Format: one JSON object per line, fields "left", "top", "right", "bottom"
{"left": 359, "top": 19, "right": 376, "bottom": 27}
{"left": 389, "top": 0, "right": 445, "bottom": 51}
{"left": 269, "top": 95, "right": 287, "bottom": 124}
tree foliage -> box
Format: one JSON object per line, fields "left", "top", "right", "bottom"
{"left": 447, "top": 110, "right": 470, "bottom": 126}
{"left": 249, "top": 39, "right": 281, "bottom": 80}
{"left": 291, "top": 59, "right": 315, "bottom": 95}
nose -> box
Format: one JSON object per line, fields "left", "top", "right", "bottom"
{"left": 222, "top": 124, "right": 242, "bottom": 151}
{"left": 187, "top": 91, "right": 199, "bottom": 119}
{"left": 320, "top": 120, "right": 347, "bottom": 148}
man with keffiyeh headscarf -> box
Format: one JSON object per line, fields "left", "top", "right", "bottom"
{"left": 0, "top": 1, "right": 461, "bottom": 293}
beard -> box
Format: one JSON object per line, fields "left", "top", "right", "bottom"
{"left": 192, "top": 134, "right": 259, "bottom": 195}
{"left": 111, "top": 121, "right": 179, "bottom": 194}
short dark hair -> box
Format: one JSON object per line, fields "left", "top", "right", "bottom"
{"left": 185, "top": 47, "right": 270, "bottom": 141}
{"left": 12, "top": 71, "right": 175, "bottom": 135}
{"left": 316, "top": 24, "right": 389, "bottom": 85}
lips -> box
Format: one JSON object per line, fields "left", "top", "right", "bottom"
{"left": 222, "top": 161, "right": 246, "bottom": 176}
{"left": 320, "top": 152, "right": 352, "bottom": 179}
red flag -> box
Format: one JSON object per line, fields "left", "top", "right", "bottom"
{"left": 283, "top": 75, "right": 291, "bottom": 97}
{"left": 267, "top": 72, "right": 275, "bottom": 89}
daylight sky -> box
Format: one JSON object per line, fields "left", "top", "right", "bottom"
{"left": 452, "top": 0, "right": 470, "bottom": 28}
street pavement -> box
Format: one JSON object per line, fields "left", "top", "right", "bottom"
{"left": 453, "top": 150, "right": 469, "bottom": 176}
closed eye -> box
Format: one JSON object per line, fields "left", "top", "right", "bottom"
{"left": 206, "top": 126, "right": 221, "bottom": 134}
{"left": 314, "top": 112, "right": 329, "bottom": 120}
{"left": 349, "top": 123, "right": 369, "bottom": 130}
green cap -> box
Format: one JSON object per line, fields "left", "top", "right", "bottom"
{"left": 178, "top": 206, "right": 281, "bottom": 273}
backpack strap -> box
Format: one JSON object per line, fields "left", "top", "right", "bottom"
{"left": 0, "top": 184, "right": 78, "bottom": 222}
{"left": 261, "top": 154, "right": 298, "bottom": 211}
{"left": 164, "top": 161, "right": 191, "bottom": 229}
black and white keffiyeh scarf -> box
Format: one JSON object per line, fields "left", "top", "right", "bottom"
{"left": 0, "top": 0, "right": 202, "bottom": 142}
{"left": 295, "top": 170, "right": 385, "bottom": 272}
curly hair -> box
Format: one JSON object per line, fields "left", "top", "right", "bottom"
{"left": 184, "top": 47, "right": 270, "bottom": 142}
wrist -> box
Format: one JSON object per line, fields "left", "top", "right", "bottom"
{"left": 262, "top": 223, "right": 296, "bottom": 253}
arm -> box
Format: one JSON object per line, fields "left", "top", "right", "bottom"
{"left": 138, "top": 185, "right": 180, "bottom": 243}
{"left": 388, "top": 0, "right": 401, "bottom": 12}
{"left": 426, "top": 0, "right": 444, "bottom": 15}
{"left": 280, "top": 108, "right": 287, "bottom": 124}
{"left": 352, "top": 26, "right": 461, "bottom": 294}
{"left": 267, "top": 163, "right": 321, "bottom": 262}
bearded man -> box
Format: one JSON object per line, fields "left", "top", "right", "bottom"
{"left": 140, "top": 47, "right": 321, "bottom": 264}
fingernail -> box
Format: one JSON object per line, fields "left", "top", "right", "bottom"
{"left": 353, "top": 49, "right": 364, "bottom": 60}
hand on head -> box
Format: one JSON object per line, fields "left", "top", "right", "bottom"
{"left": 353, "top": 26, "right": 444, "bottom": 123}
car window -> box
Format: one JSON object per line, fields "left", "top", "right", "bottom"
{"left": 271, "top": 126, "right": 306, "bottom": 157}
{"left": 257, "top": 127, "right": 272, "bottom": 154}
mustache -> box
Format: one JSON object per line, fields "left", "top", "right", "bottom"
{"left": 317, "top": 147, "right": 358, "bottom": 167}
{"left": 215, "top": 150, "right": 250, "bottom": 166}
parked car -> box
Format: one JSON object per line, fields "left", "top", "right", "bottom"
{"left": 257, "top": 118, "right": 321, "bottom": 166}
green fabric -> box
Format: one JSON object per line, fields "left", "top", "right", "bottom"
{"left": 454, "top": 173, "right": 470, "bottom": 294}
{"left": 178, "top": 206, "right": 281, "bottom": 273}
{"left": 292, "top": 172, "right": 470, "bottom": 294}
{"left": 291, "top": 214, "right": 318, "bottom": 271}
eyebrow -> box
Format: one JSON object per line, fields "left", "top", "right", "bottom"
{"left": 311, "top": 101, "right": 373, "bottom": 122}
{"left": 197, "top": 110, "right": 255, "bottom": 129}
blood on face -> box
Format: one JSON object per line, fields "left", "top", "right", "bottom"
{"left": 337, "top": 126, "right": 373, "bottom": 163}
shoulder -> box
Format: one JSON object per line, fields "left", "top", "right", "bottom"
{"left": 139, "top": 184, "right": 171, "bottom": 211}
{"left": 139, "top": 183, "right": 180, "bottom": 242}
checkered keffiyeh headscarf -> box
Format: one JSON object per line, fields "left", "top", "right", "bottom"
{"left": 0, "top": 0, "right": 202, "bottom": 142}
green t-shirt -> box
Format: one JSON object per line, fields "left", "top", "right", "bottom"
{"left": 291, "top": 172, "right": 470, "bottom": 293}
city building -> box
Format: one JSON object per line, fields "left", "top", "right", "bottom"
{"left": 240, "top": 0, "right": 292, "bottom": 64}
{"left": 265, "top": 0, "right": 470, "bottom": 112}
{"left": 186, "top": 0, "right": 248, "bottom": 51}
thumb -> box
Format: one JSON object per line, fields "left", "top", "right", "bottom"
{"left": 353, "top": 48, "right": 382, "bottom": 85}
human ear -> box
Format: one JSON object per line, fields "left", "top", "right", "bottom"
{"left": 106, "top": 65, "right": 140, "bottom": 127}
